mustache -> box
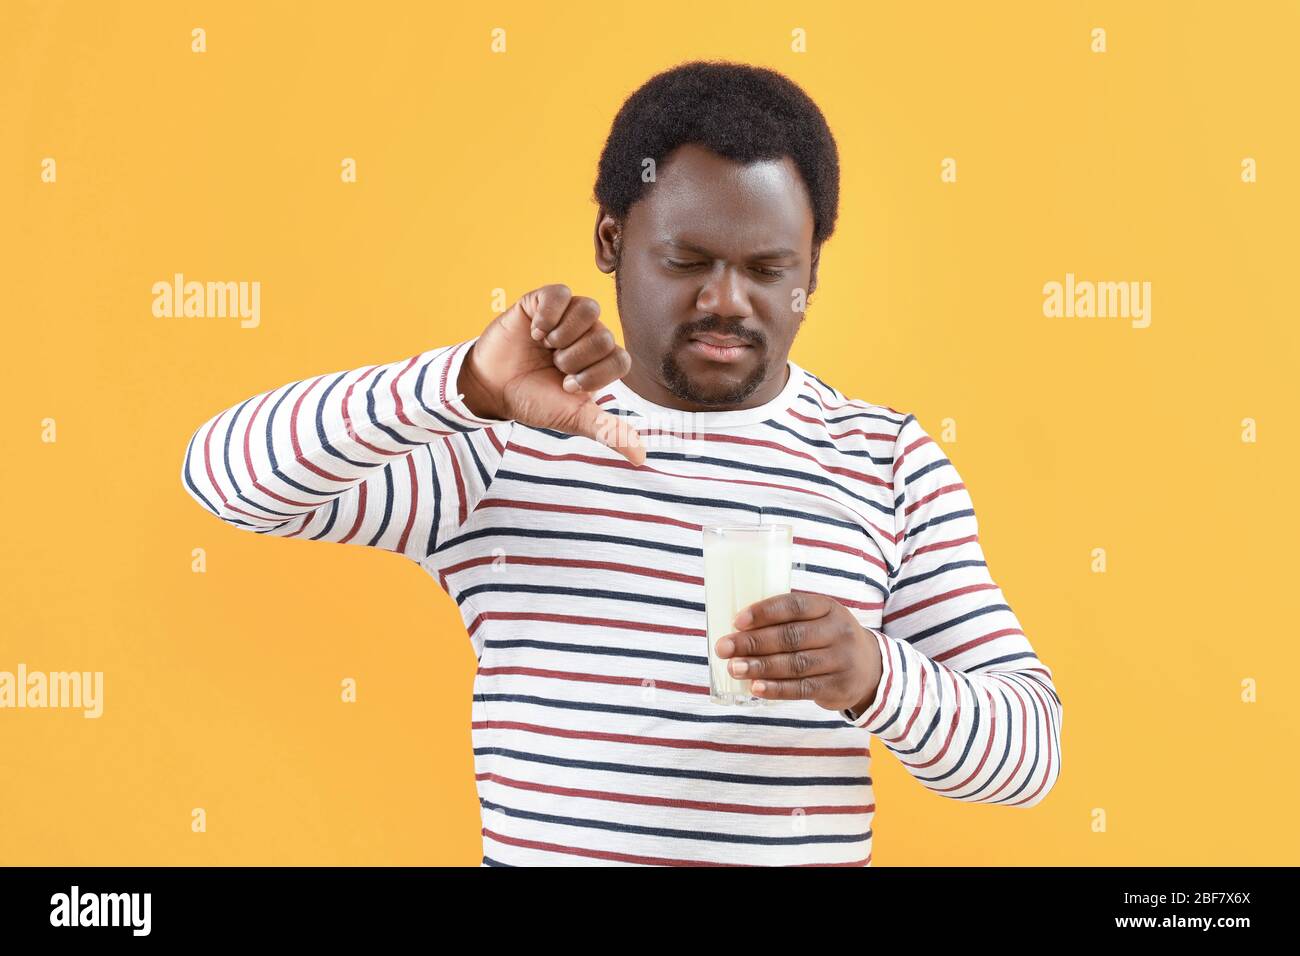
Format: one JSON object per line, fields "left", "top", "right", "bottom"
{"left": 678, "top": 320, "right": 764, "bottom": 347}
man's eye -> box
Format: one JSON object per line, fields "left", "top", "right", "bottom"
{"left": 753, "top": 267, "right": 786, "bottom": 279}
{"left": 665, "top": 259, "right": 702, "bottom": 271}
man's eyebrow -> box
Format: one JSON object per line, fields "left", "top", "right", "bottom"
{"left": 659, "top": 238, "right": 800, "bottom": 260}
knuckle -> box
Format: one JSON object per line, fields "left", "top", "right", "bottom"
{"left": 781, "top": 621, "right": 804, "bottom": 651}
{"left": 792, "top": 651, "right": 813, "bottom": 676}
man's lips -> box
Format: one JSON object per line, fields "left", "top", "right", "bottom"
{"left": 685, "top": 334, "right": 755, "bottom": 363}
{"left": 690, "top": 333, "right": 752, "bottom": 348}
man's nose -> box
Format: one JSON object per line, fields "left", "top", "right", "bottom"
{"left": 695, "top": 264, "right": 751, "bottom": 320}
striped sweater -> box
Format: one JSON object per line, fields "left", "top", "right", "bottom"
{"left": 180, "top": 336, "right": 1063, "bottom": 866}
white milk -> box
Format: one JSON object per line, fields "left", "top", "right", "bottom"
{"left": 702, "top": 524, "right": 793, "bottom": 705}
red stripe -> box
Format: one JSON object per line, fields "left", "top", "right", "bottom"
{"left": 933, "top": 628, "right": 1027, "bottom": 664}
{"left": 394, "top": 453, "right": 419, "bottom": 555}
{"left": 338, "top": 482, "right": 366, "bottom": 544}
{"left": 467, "top": 610, "right": 703, "bottom": 639}
{"left": 883, "top": 583, "right": 999, "bottom": 624}
{"left": 444, "top": 435, "right": 468, "bottom": 526}
{"left": 897, "top": 671, "right": 962, "bottom": 770}
{"left": 482, "top": 828, "right": 747, "bottom": 866}
{"left": 477, "top": 665, "right": 705, "bottom": 696}
{"left": 1001, "top": 674, "right": 1056, "bottom": 806}
{"left": 786, "top": 407, "right": 895, "bottom": 443}
{"left": 288, "top": 377, "right": 349, "bottom": 483}
{"left": 903, "top": 481, "right": 966, "bottom": 518}
{"left": 475, "top": 771, "right": 873, "bottom": 816}
{"left": 893, "top": 432, "right": 933, "bottom": 477}
{"left": 933, "top": 686, "right": 998, "bottom": 794}
{"left": 472, "top": 719, "right": 869, "bottom": 758}
{"left": 470, "top": 496, "right": 889, "bottom": 572}
{"left": 901, "top": 534, "right": 979, "bottom": 567}
{"left": 983, "top": 674, "right": 1031, "bottom": 800}
{"left": 632, "top": 427, "right": 890, "bottom": 490}
{"left": 505, "top": 441, "right": 898, "bottom": 544}
{"left": 340, "top": 366, "right": 408, "bottom": 457}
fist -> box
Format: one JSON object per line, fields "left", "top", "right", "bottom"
{"left": 459, "top": 284, "right": 646, "bottom": 466}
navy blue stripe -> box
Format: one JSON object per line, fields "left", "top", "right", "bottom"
{"left": 473, "top": 693, "right": 858, "bottom": 731}
{"left": 458, "top": 582, "right": 704, "bottom": 612}
{"left": 904, "top": 603, "right": 1012, "bottom": 645}
{"left": 439, "top": 527, "right": 882, "bottom": 592}
{"left": 915, "top": 682, "right": 982, "bottom": 784}
{"left": 365, "top": 368, "right": 426, "bottom": 450}
{"left": 181, "top": 432, "right": 221, "bottom": 517}
{"left": 485, "top": 638, "right": 705, "bottom": 666}
{"left": 891, "top": 559, "right": 987, "bottom": 593}
{"left": 960, "top": 688, "right": 1015, "bottom": 800}
{"left": 797, "top": 392, "right": 906, "bottom": 426}
{"left": 427, "top": 443, "right": 442, "bottom": 555}
{"left": 309, "top": 497, "right": 340, "bottom": 541}
{"left": 365, "top": 462, "right": 396, "bottom": 547}
{"left": 474, "top": 747, "right": 870, "bottom": 787}
{"left": 480, "top": 799, "right": 870, "bottom": 847}
{"left": 991, "top": 680, "right": 1044, "bottom": 805}
{"left": 902, "top": 456, "right": 951, "bottom": 487}
{"left": 903, "top": 508, "right": 975, "bottom": 541}
{"left": 483, "top": 469, "right": 883, "bottom": 542}
{"left": 761, "top": 419, "right": 893, "bottom": 464}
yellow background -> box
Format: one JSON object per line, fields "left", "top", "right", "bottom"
{"left": 2, "top": 0, "right": 1295, "bottom": 865}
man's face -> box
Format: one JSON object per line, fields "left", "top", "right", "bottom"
{"left": 597, "top": 143, "right": 818, "bottom": 411}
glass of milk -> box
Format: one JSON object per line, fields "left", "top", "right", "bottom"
{"left": 702, "top": 523, "right": 794, "bottom": 706}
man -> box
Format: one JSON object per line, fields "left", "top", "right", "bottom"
{"left": 181, "top": 60, "right": 1062, "bottom": 866}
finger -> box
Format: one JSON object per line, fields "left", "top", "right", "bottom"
{"left": 574, "top": 402, "right": 646, "bottom": 467}
{"left": 540, "top": 297, "right": 600, "bottom": 350}
{"left": 726, "top": 645, "right": 845, "bottom": 682}
{"left": 717, "top": 615, "right": 836, "bottom": 660}
{"left": 560, "top": 347, "right": 633, "bottom": 395}
{"left": 553, "top": 324, "right": 616, "bottom": 375}
{"left": 732, "top": 590, "right": 833, "bottom": 632}
{"left": 750, "top": 675, "right": 833, "bottom": 702}
{"left": 519, "top": 284, "right": 573, "bottom": 341}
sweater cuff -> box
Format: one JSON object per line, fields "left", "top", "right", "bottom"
{"left": 841, "top": 626, "right": 899, "bottom": 729}
{"left": 419, "top": 336, "right": 513, "bottom": 429}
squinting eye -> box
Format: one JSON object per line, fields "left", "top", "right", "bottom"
{"left": 665, "top": 259, "right": 702, "bottom": 271}
{"left": 753, "top": 267, "right": 785, "bottom": 279}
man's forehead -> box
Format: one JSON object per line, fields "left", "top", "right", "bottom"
{"left": 633, "top": 145, "right": 812, "bottom": 242}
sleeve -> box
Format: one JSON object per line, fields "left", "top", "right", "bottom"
{"left": 839, "top": 413, "right": 1063, "bottom": 809}
{"left": 179, "top": 336, "right": 516, "bottom": 570}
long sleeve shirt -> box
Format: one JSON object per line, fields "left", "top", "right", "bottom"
{"left": 180, "top": 336, "right": 1063, "bottom": 866}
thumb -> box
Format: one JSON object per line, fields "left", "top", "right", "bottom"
{"left": 573, "top": 401, "right": 646, "bottom": 467}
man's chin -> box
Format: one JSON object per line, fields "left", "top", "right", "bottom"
{"left": 662, "top": 349, "right": 767, "bottom": 407}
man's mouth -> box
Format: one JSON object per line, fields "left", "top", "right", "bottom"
{"left": 686, "top": 333, "right": 754, "bottom": 363}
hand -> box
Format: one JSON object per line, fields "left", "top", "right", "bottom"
{"left": 458, "top": 283, "right": 646, "bottom": 466}
{"left": 713, "top": 591, "right": 884, "bottom": 717}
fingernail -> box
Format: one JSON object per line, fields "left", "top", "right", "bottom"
{"left": 715, "top": 637, "right": 734, "bottom": 657}
{"left": 733, "top": 609, "right": 752, "bottom": 629}
{"left": 531, "top": 326, "right": 543, "bottom": 340}
{"left": 563, "top": 375, "right": 578, "bottom": 391}
{"left": 730, "top": 659, "right": 749, "bottom": 676}
{"left": 752, "top": 682, "right": 766, "bottom": 693}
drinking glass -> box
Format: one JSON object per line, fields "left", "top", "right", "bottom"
{"left": 702, "top": 523, "right": 794, "bottom": 706}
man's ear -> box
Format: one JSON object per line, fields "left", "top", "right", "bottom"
{"left": 594, "top": 210, "right": 622, "bottom": 273}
